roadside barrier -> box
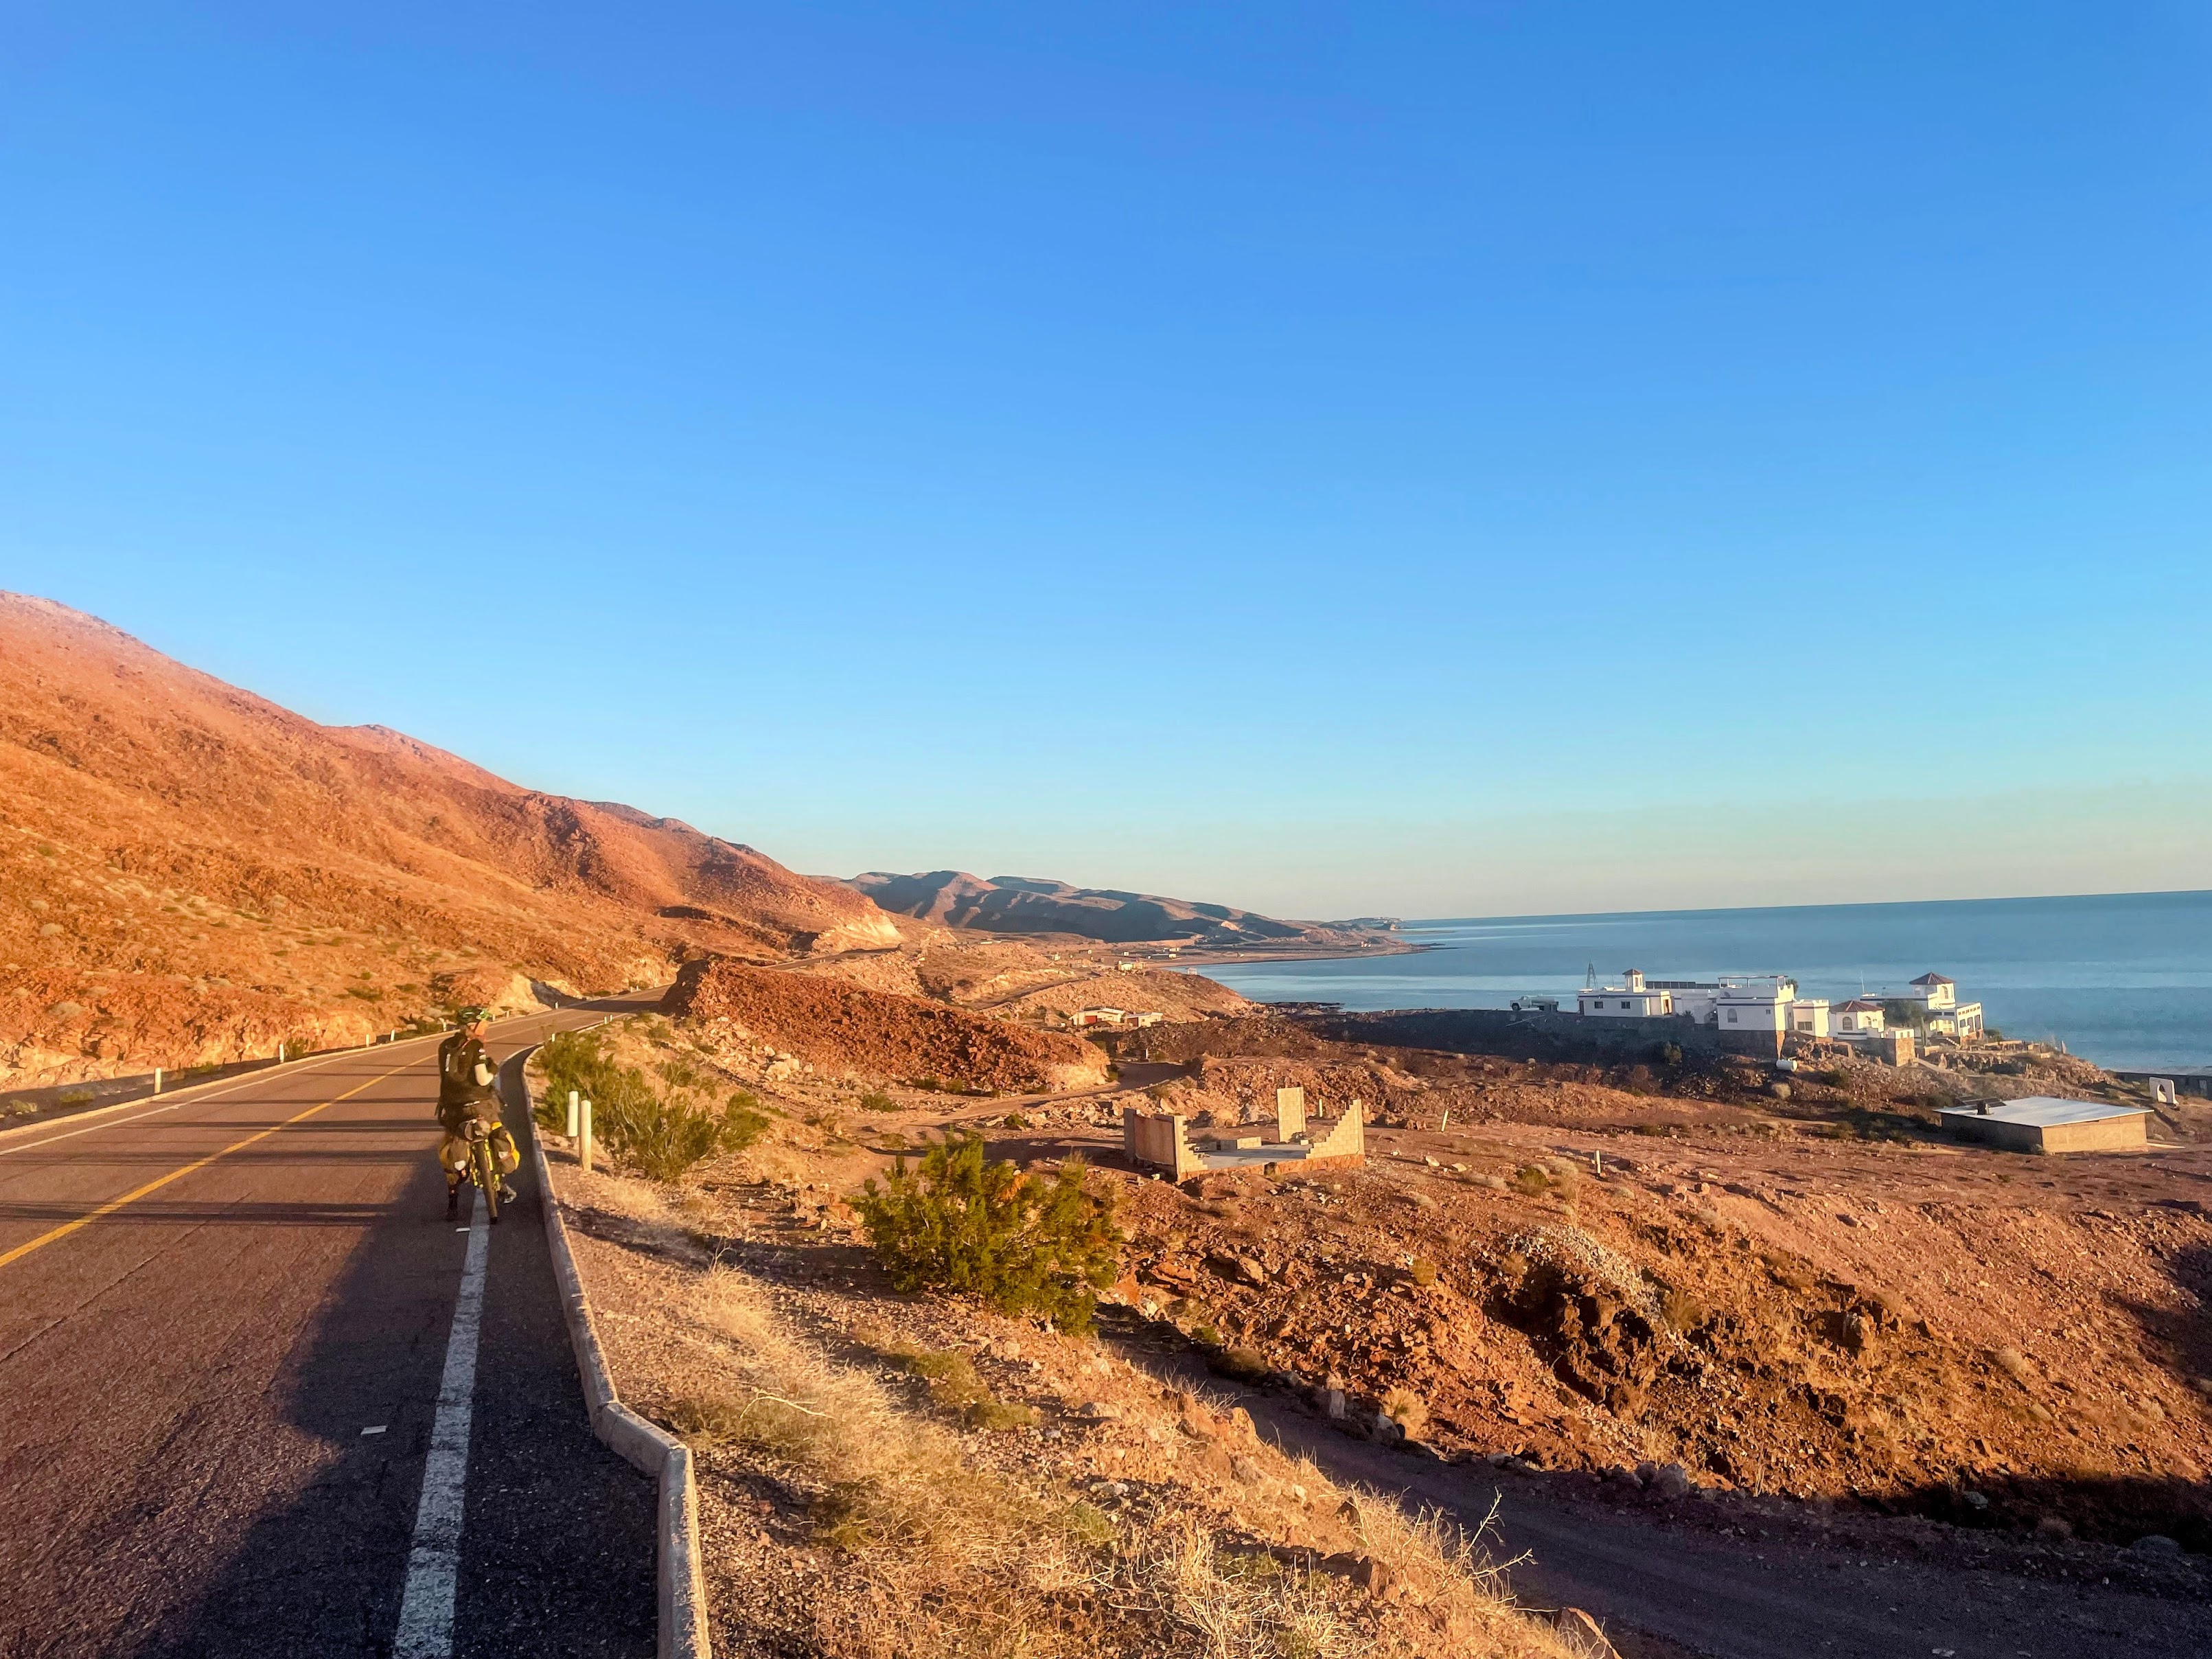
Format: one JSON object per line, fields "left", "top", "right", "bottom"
{"left": 508, "top": 1051, "right": 711, "bottom": 1659}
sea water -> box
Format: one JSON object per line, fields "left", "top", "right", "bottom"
{"left": 1199, "top": 889, "right": 2212, "bottom": 1071}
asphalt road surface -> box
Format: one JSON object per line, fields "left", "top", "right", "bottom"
{"left": 0, "top": 1007, "right": 657, "bottom": 1659}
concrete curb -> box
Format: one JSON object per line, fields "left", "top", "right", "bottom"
{"left": 509, "top": 1051, "right": 712, "bottom": 1659}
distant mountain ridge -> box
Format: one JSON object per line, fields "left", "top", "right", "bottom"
{"left": 848, "top": 869, "right": 1330, "bottom": 948}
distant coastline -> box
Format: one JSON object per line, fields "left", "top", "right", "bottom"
{"left": 1198, "top": 889, "right": 2212, "bottom": 1071}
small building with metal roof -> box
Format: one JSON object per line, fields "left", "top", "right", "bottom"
{"left": 1939, "top": 1096, "right": 2150, "bottom": 1154}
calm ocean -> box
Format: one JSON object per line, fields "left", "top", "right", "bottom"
{"left": 1199, "top": 890, "right": 2212, "bottom": 1071}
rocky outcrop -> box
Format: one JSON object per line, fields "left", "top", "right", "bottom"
{"left": 667, "top": 958, "right": 1109, "bottom": 1093}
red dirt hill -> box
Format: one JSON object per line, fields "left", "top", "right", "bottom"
{"left": 667, "top": 958, "right": 1109, "bottom": 1094}
{"left": 0, "top": 593, "right": 898, "bottom": 1088}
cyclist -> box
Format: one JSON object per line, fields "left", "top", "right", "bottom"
{"left": 436, "top": 1007, "right": 519, "bottom": 1219}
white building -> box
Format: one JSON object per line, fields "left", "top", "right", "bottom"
{"left": 1713, "top": 975, "right": 1798, "bottom": 1038}
{"left": 1872, "top": 972, "right": 1985, "bottom": 1040}
{"left": 1576, "top": 968, "right": 1674, "bottom": 1018}
{"left": 1833, "top": 998, "right": 1886, "bottom": 1036}
{"left": 1789, "top": 998, "right": 1832, "bottom": 1038}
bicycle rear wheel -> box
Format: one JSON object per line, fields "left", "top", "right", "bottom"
{"left": 474, "top": 1136, "right": 500, "bottom": 1224}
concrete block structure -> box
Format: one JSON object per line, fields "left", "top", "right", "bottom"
{"left": 1939, "top": 1096, "right": 2150, "bottom": 1154}
{"left": 1121, "top": 1107, "right": 1204, "bottom": 1179}
{"left": 1122, "top": 1097, "right": 1364, "bottom": 1177}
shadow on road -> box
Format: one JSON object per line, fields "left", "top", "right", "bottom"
{"left": 132, "top": 1077, "right": 656, "bottom": 1658}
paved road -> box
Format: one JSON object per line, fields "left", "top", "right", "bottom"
{"left": 0, "top": 1007, "right": 657, "bottom": 1659}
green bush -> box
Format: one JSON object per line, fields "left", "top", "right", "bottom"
{"left": 855, "top": 1134, "right": 1122, "bottom": 1334}
{"left": 857, "top": 1090, "right": 901, "bottom": 1112}
{"left": 535, "top": 1028, "right": 764, "bottom": 1182}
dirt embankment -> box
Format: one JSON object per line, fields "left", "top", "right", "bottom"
{"left": 668, "top": 959, "right": 1110, "bottom": 1094}
{"left": 956, "top": 1020, "right": 2212, "bottom": 1555}
{"left": 531, "top": 1011, "right": 1591, "bottom": 1659}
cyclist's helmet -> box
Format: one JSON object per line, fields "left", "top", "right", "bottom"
{"left": 455, "top": 1005, "right": 489, "bottom": 1027}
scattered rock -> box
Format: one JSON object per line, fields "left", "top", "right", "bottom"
{"left": 1205, "top": 1252, "right": 1269, "bottom": 1287}
{"left": 1350, "top": 1555, "right": 1397, "bottom": 1597}
{"left": 2128, "top": 1534, "right": 2183, "bottom": 1557}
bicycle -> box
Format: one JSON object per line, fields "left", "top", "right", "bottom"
{"left": 459, "top": 1115, "right": 505, "bottom": 1224}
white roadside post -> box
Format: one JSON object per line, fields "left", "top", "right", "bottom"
{"left": 153, "top": 1067, "right": 163, "bottom": 1095}
{"left": 579, "top": 1099, "right": 593, "bottom": 1174}
{"left": 566, "top": 1090, "right": 579, "bottom": 1139}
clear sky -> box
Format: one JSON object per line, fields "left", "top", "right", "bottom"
{"left": 5, "top": 4, "right": 2209, "bottom": 919}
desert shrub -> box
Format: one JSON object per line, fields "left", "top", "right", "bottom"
{"left": 879, "top": 1342, "right": 1039, "bottom": 1431}
{"left": 1652, "top": 1042, "right": 1684, "bottom": 1067}
{"left": 535, "top": 1027, "right": 763, "bottom": 1181}
{"left": 855, "top": 1133, "right": 1122, "bottom": 1334}
{"left": 720, "top": 1091, "right": 770, "bottom": 1150}
{"left": 1660, "top": 1286, "right": 1709, "bottom": 1332}
{"left": 1409, "top": 1257, "right": 1440, "bottom": 1288}
{"left": 1510, "top": 1165, "right": 1551, "bottom": 1196}
{"left": 1208, "top": 1346, "right": 1271, "bottom": 1384}
{"left": 611, "top": 1098, "right": 724, "bottom": 1182}
{"left": 857, "top": 1090, "right": 900, "bottom": 1112}
{"left": 1381, "top": 1386, "right": 1430, "bottom": 1438}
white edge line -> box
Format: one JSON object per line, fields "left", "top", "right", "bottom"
{"left": 390, "top": 1189, "right": 489, "bottom": 1659}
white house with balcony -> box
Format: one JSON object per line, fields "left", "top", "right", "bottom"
{"left": 1871, "top": 972, "right": 1985, "bottom": 1040}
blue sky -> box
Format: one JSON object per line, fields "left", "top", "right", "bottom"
{"left": 5, "top": 4, "right": 2209, "bottom": 917}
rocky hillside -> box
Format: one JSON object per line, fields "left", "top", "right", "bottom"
{"left": 849, "top": 870, "right": 1378, "bottom": 952}
{"left": 0, "top": 593, "right": 897, "bottom": 1089}
{"left": 667, "top": 958, "right": 1109, "bottom": 1094}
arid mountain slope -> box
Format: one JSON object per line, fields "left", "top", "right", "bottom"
{"left": 0, "top": 593, "right": 896, "bottom": 1087}
{"left": 849, "top": 869, "right": 1367, "bottom": 951}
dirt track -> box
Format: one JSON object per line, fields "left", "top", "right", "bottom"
{"left": 1110, "top": 1320, "right": 2212, "bottom": 1658}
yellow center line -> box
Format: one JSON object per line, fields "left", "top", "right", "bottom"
{"left": 0, "top": 1058, "right": 419, "bottom": 1272}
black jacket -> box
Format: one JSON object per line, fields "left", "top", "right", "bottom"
{"left": 437, "top": 1033, "right": 501, "bottom": 1128}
